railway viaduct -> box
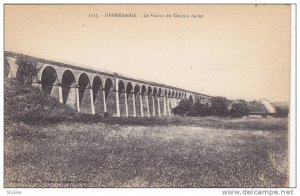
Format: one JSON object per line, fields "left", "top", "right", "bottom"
{"left": 5, "top": 51, "right": 212, "bottom": 117}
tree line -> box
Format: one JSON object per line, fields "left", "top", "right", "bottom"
{"left": 173, "top": 97, "right": 288, "bottom": 118}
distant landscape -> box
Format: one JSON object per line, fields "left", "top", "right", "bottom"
{"left": 4, "top": 79, "right": 289, "bottom": 187}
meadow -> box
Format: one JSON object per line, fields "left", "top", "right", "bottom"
{"left": 4, "top": 116, "right": 288, "bottom": 188}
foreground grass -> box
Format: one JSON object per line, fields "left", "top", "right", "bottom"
{"left": 5, "top": 117, "right": 288, "bottom": 188}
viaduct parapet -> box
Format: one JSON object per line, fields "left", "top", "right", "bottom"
{"left": 5, "top": 51, "right": 212, "bottom": 117}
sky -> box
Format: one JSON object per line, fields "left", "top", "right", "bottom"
{"left": 4, "top": 4, "right": 291, "bottom": 102}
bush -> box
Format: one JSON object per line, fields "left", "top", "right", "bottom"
{"left": 210, "top": 96, "right": 230, "bottom": 117}
{"left": 230, "top": 100, "right": 249, "bottom": 118}
{"left": 174, "top": 99, "right": 214, "bottom": 117}
{"left": 16, "top": 55, "right": 40, "bottom": 84}
{"left": 173, "top": 99, "right": 193, "bottom": 116}
{"left": 274, "top": 107, "right": 289, "bottom": 117}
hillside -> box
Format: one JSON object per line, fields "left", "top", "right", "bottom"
{"left": 4, "top": 79, "right": 76, "bottom": 122}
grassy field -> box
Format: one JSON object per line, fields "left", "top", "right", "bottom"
{"left": 4, "top": 79, "right": 289, "bottom": 187}
{"left": 4, "top": 117, "right": 288, "bottom": 188}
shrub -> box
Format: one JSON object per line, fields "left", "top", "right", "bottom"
{"left": 274, "top": 107, "right": 289, "bottom": 117}
{"left": 16, "top": 55, "right": 40, "bottom": 84}
{"left": 174, "top": 99, "right": 213, "bottom": 117}
{"left": 210, "top": 96, "right": 230, "bottom": 117}
{"left": 173, "top": 99, "right": 193, "bottom": 116}
{"left": 103, "top": 112, "right": 109, "bottom": 117}
{"left": 230, "top": 100, "right": 249, "bottom": 118}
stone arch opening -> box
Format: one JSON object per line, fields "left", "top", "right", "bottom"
{"left": 104, "top": 77, "right": 115, "bottom": 115}
{"left": 118, "top": 80, "right": 126, "bottom": 116}
{"left": 153, "top": 87, "right": 158, "bottom": 116}
{"left": 141, "top": 85, "right": 147, "bottom": 116}
{"left": 157, "top": 88, "right": 163, "bottom": 116}
{"left": 126, "top": 82, "right": 134, "bottom": 116}
{"left": 104, "top": 78, "right": 113, "bottom": 100}
{"left": 153, "top": 87, "right": 157, "bottom": 96}
{"left": 41, "top": 66, "right": 58, "bottom": 96}
{"left": 134, "top": 84, "right": 141, "bottom": 117}
{"left": 141, "top": 85, "right": 146, "bottom": 96}
{"left": 78, "top": 73, "right": 90, "bottom": 106}
{"left": 92, "top": 76, "right": 103, "bottom": 114}
{"left": 126, "top": 82, "right": 133, "bottom": 97}
{"left": 92, "top": 76, "right": 102, "bottom": 102}
{"left": 62, "top": 70, "right": 75, "bottom": 104}
{"left": 134, "top": 84, "right": 140, "bottom": 95}
{"left": 148, "top": 86, "right": 154, "bottom": 116}
{"left": 158, "top": 88, "right": 162, "bottom": 96}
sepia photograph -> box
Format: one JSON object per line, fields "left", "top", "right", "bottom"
{"left": 3, "top": 3, "right": 294, "bottom": 190}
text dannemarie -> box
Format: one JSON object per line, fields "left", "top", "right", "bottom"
{"left": 104, "top": 13, "right": 137, "bottom": 17}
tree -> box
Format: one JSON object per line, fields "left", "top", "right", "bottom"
{"left": 274, "top": 107, "right": 289, "bottom": 117}
{"left": 230, "top": 100, "right": 249, "bottom": 118}
{"left": 210, "top": 96, "right": 230, "bottom": 117}
{"left": 173, "top": 98, "right": 193, "bottom": 116}
{"left": 190, "top": 100, "right": 209, "bottom": 116}
{"left": 16, "top": 55, "right": 40, "bottom": 84}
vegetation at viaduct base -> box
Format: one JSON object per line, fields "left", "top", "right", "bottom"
{"left": 173, "top": 97, "right": 288, "bottom": 118}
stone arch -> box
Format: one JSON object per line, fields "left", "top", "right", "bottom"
{"left": 168, "top": 89, "right": 172, "bottom": 97}
{"left": 126, "top": 82, "right": 134, "bottom": 116}
{"left": 134, "top": 83, "right": 140, "bottom": 95}
{"left": 61, "top": 70, "right": 76, "bottom": 110}
{"left": 148, "top": 86, "right": 152, "bottom": 96}
{"left": 92, "top": 75, "right": 103, "bottom": 114}
{"left": 41, "top": 66, "right": 58, "bottom": 96}
{"left": 78, "top": 73, "right": 90, "bottom": 104}
{"left": 118, "top": 80, "right": 126, "bottom": 116}
{"left": 104, "top": 77, "right": 115, "bottom": 115}
{"left": 153, "top": 87, "right": 158, "bottom": 96}
{"left": 126, "top": 82, "right": 133, "bottom": 96}
{"left": 157, "top": 88, "right": 163, "bottom": 116}
{"left": 158, "top": 88, "right": 162, "bottom": 96}
{"left": 153, "top": 87, "right": 158, "bottom": 116}
{"left": 134, "top": 83, "right": 141, "bottom": 117}
{"left": 141, "top": 85, "right": 148, "bottom": 116}
{"left": 166, "top": 89, "right": 172, "bottom": 114}
{"left": 141, "top": 85, "right": 147, "bottom": 96}
{"left": 104, "top": 77, "right": 113, "bottom": 95}
{"left": 78, "top": 72, "right": 92, "bottom": 114}
{"left": 148, "top": 86, "right": 154, "bottom": 116}
{"left": 174, "top": 91, "right": 180, "bottom": 107}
